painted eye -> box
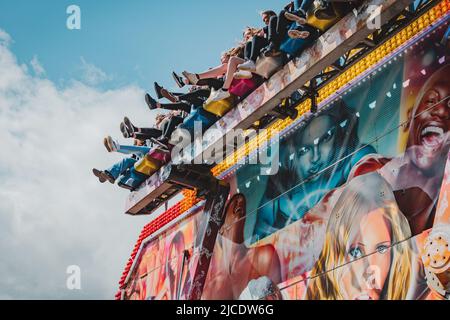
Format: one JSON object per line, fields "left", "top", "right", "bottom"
{"left": 321, "top": 128, "right": 335, "bottom": 144}
{"left": 377, "top": 244, "right": 389, "bottom": 254}
{"left": 349, "top": 246, "right": 363, "bottom": 260}
{"left": 298, "top": 146, "right": 309, "bottom": 157}
{"left": 427, "top": 99, "right": 437, "bottom": 106}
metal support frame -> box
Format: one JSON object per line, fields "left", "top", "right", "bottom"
{"left": 176, "top": 250, "right": 191, "bottom": 300}
{"left": 185, "top": 181, "right": 230, "bottom": 300}
{"left": 125, "top": 164, "right": 217, "bottom": 216}
{"left": 122, "top": 176, "right": 230, "bottom": 301}
{"left": 272, "top": 97, "right": 299, "bottom": 121}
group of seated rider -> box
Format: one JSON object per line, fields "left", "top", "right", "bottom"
{"left": 92, "top": 0, "right": 363, "bottom": 191}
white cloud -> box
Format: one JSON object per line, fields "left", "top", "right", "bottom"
{"left": 79, "top": 56, "right": 111, "bottom": 86}
{"left": 0, "top": 28, "right": 12, "bottom": 45}
{"left": 0, "top": 28, "right": 157, "bottom": 299}
{"left": 30, "top": 55, "right": 45, "bottom": 77}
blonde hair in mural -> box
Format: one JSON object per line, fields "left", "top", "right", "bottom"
{"left": 306, "top": 172, "right": 413, "bottom": 300}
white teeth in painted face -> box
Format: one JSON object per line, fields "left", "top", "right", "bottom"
{"left": 420, "top": 126, "right": 446, "bottom": 150}
{"left": 355, "top": 294, "right": 372, "bottom": 300}
{"left": 421, "top": 126, "right": 444, "bottom": 137}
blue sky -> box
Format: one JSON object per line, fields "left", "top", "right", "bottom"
{"left": 0, "top": 0, "right": 285, "bottom": 91}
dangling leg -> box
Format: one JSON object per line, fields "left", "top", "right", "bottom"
{"left": 92, "top": 157, "right": 137, "bottom": 184}
{"left": 285, "top": 0, "right": 313, "bottom": 24}
{"left": 208, "top": 56, "right": 244, "bottom": 102}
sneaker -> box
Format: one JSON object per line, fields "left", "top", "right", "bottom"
{"left": 153, "top": 82, "right": 164, "bottom": 99}
{"left": 172, "top": 71, "right": 185, "bottom": 88}
{"left": 120, "top": 122, "right": 129, "bottom": 139}
{"left": 234, "top": 70, "right": 253, "bottom": 80}
{"left": 314, "top": 3, "right": 336, "bottom": 20}
{"left": 92, "top": 168, "right": 115, "bottom": 184}
{"left": 207, "top": 88, "right": 231, "bottom": 103}
{"left": 238, "top": 60, "right": 256, "bottom": 72}
{"left": 123, "top": 116, "right": 135, "bottom": 135}
{"left": 159, "top": 87, "right": 179, "bottom": 103}
{"left": 182, "top": 71, "right": 199, "bottom": 85}
{"left": 284, "top": 10, "right": 307, "bottom": 24}
{"left": 104, "top": 136, "right": 118, "bottom": 153}
{"left": 288, "top": 29, "right": 310, "bottom": 39}
{"left": 92, "top": 168, "right": 106, "bottom": 183}
{"left": 123, "top": 117, "right": 139, "bottom": 134}
{"left": 145, "top": 93, "right": 159, "bottom": 110}
{"left": 103, "top": 137, "right": 111, "bottom": 152}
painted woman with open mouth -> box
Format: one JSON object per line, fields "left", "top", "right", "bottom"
{"left": 349, "top": 64, "right": 450, "bottom": 235}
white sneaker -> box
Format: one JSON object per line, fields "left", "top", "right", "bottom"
{"left": 288, "top": 29, "right": 310, "bottom": 39}
{"left": 238, "top": 60, "right": 256, "bottom": 72}
{"left": 207, "top": 88, "right": 231, "bottom": 103}
{"left": 181, "top": 71, "right": 199, "bottom": 85}
{"left": 284, "top": 11, "right": 307, "bottom": 25}
{"left": 234, "top": 70, "right": 253, "bottom": 80}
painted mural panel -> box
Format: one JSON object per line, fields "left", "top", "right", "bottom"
{"left": 201, "top": 21, "right": 450, "bottom": 299}
{"left": 123, "top": 208, "right": 205, "bottom": 300}
{"left": 278, "top": 234, "right": 442, "bottom": 300}
{"left": 124, "top": 20, "right": 450, "bottom": 301}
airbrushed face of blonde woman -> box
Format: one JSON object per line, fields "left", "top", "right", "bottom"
{"left": 339, "top": 208, "right": 392, "bottom": 300}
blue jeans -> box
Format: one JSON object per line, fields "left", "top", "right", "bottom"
{"left": 295, "top": 0, "right": 314, "bottom": 14}
{"left": 116, "top": 144, "right": 151, "bottom": 158}
{"left": 106, "top": 157, "right": 137, "bottom": 180}
{"left": 119, "top": 169, "right": 147, "bottom": 189}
